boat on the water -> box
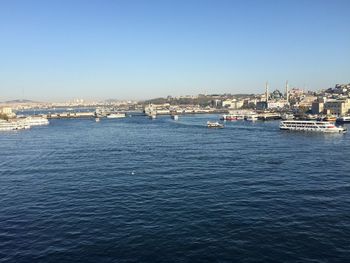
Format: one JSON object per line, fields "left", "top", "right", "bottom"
{"left": 304, "top": 114, "right": 318, "bottom": 120}
{"left": 280, "top": 120, "right": 346, "bottom": 133}
{"left": 106, "top": 113, "right": 126, "bottom": 119}
{"left": 95, "top": 117, "right": 100, "bottom": 122}
{"left": 221, "top": 114, "right": 245, "bottom": 121}
{"left": 323, "top": 116, "right": 337, "bottom": 122}
{"left": 221, "top": 114, "right": 238, "bottom": 121}
{"left": 245, "top": 115, "right": 258, "bottom": 121}
{"left": 0, "top": 120, "right": 30, "bottom": 131}
{"left": 336, "top": 116, "right": 350, "bottom": 123}
{"left": 281, "top": 113, "right": 294, "bottom": 120}
{"left": 207, "top": 121, "right": 224, "bottom": 128}
{"left": 171, "top": 115, "right": 179, "bottom": 120}
{"left": 20, "top": 116, "right": 49, "bottom": 126}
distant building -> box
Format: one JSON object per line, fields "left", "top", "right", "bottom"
{"left": 333, "top": 83, "right": 350, "bottom": 94}
{"left": 267, "top": 101, "right": 289, "bottom": 109}
{"left": 289, "top": 88, "right": 305, "bottom": 97}
{"left": 324, "top": 99, "right": 350, "bottom": 115}
{"left": 311, "top": 101, "right": 324, "bottom": 114}
{"left": 270, "top": 89, "right": 284, "bottom": 100}
{"left": 298, "top": 95, "right": 317, "bottom": 108}
{"left": 258, "top": 83, "right": 290, "bottom": 110}
{"left": 222, "top": 99, "right": 243, "bottom": 109}
{"left": 211, "top": 99, "right": 222, "bottom": 108}
{"left": 0, "top": 107, "right": 16, "bottom": 118}
{"left": 263, "top": 89, "right": 289, "bottom": 109}
{"left": 256, "top": 101, "right": 267, "bottom": 110}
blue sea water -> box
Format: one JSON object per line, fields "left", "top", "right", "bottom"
{"left": 1, "top": 115, "right": 350, "bottom": 262}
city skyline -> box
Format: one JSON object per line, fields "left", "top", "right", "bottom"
{"left": 1, "top": 0, "right": 349, "bottom": 101}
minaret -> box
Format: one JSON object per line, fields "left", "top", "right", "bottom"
{"left": 285, "top": 80, "right": 289, "bottom": 104}
{"left": 265, "top": 81, "right": 269, "bottom": 103}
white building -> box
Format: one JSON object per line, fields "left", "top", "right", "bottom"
{"left": 0, "top": 107, "right": 16, "bottom": 118}
{"left": 222, "top": 99, "right": 244, "bottom": 109}
{"left": 324, "top": 99, "right": 350, "bottom": 116}
{"left": 267, "top": 101, "right": 289, "bottom": 109}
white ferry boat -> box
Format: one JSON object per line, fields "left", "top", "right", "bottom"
{"left": 106, "top": 113, "right": 126, "bottom": 119}
{"left": 280, "top": 120, "right": 347, "bottom": 133}
{"left": 0, "top": 120, "right": 30, "bottom": 131}
{"left": 21, "top": 116, "right": 49, "bottom": 126}
{"left": 207, "top": 121, "right": 224, "bottom": 128}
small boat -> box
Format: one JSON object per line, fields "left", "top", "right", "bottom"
{"left": 95, "top": 117, "right": 100, "bottom": 122}
{"left": 171, "top": 115, "right": 179, "bottom": 120}
{"left": 245, "top": 115, "right": 258, "bottom": 121}
{"left": 106, "top": 113, "right": 126, "bottom": 119}
{"left": 305, "top": 114, "right": 318, "bottom": 120}
{"left": 207, "top": 121, "right": 224, "bottom": 128}
{"left": 323, "top": 116, "right": 337, "bottom": 122}
{"left": 281, "top": 113, "right": 294, "bottom": 120}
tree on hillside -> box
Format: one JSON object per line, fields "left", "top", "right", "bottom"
{"left": 0, "top": 113, "right": 9, "bottom": 121}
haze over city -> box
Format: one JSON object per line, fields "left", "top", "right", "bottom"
{"left": 1, "top": 0, "right": 349, "bottom": 102}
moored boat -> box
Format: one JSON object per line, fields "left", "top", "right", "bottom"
{"left": 221, "top": 114, "right": 244, "bottom": 121}
{"left": 336, "top": 116, "right": 350, "bottom": 123}
{"left": 221, "top": 114, "right": 236, "bottom": 121}
{"left": 323, "top": 116, "right": 337, "bottom": 122}
{"left": 280, "top": 120, "right": 346, "bottom": 133}
{"left": 245, "top": 115, "right": 258, "bottom": 121}
{"left": 281, "top": 113, "right": 294, "bottom": 120}
{"left": 20, "top": 116, "right": 49, "bottom": 126}
{"left": 305, "top": 114, "right": 318, "bottom": 120}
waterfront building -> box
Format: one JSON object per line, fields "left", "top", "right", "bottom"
{"left": 311, "top": 101, "right": 324, "bottom": 114}
{"left": 222, "top": 99, "right": 244, "bottom": 109}
{"left": 297, "top": 95, "right": 317, "bottom": 108}
{"left": 211, "top": 99, "right": 222, "bottom": 108}
{"left": 267, "top": 101, "right": 289, "bottom": 109}
{"left": 256, "top": 101, "right": 267, "bottom": 110}
{"left": 324, "top": 99, "right": 350, "bottom": 116}
{"left": 0, "top": 107, "right": 16, "bottom": 118}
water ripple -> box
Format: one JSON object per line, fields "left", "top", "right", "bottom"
{"left": 0, "top": 116, "right": 350, "bottom": 262}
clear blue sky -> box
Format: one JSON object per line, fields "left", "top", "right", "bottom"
{"left": 0, "top": 0, "right": 349, "bottom": 101}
